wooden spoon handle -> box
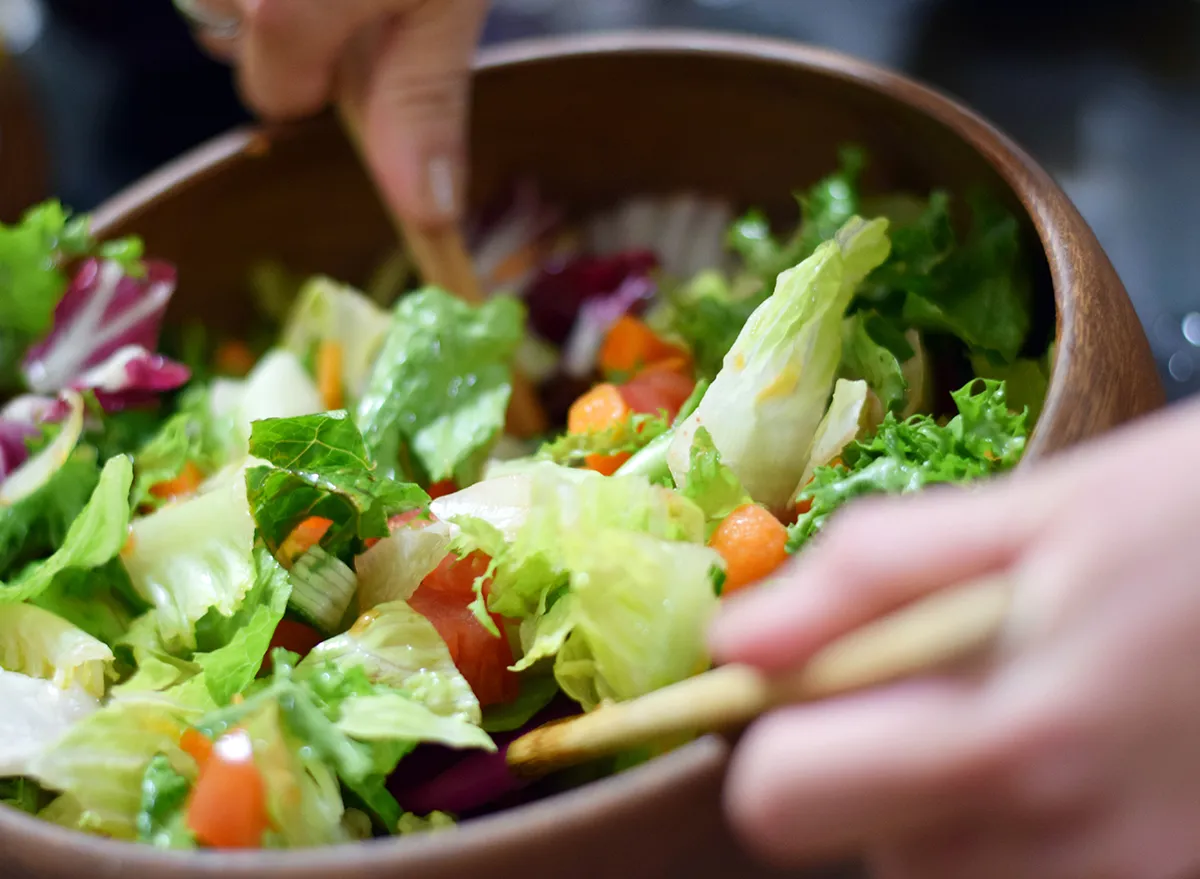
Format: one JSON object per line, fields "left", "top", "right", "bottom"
{"left": 334, "top": 99, "right": 548, "bottom": 437}
{"left": 506, "top": 573, "right": 1013, "bottom": 778}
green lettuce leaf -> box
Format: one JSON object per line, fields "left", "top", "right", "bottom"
{"left": 525, "top": 528, "right": 722, "bottom": 711}
{"left": 336, "top": 692, "right": 495, "bottom": 752}
{"left": 190, "top": 547, "right": 293, "bottom": 706}
{"left": 130, "top": 388, "right": 232, "bottom": 512}
{"left": 680, "top": 427, "right": 751, "bottom": 536}
{"left": 840, "top": 312, "right": 907, "bottom": 414}
{"left": 0, "top": 455, "right": 132, "bottom": 604}
{"left": 135, "top": 754, "right": 195, "bottom": 849}
{"left": 480, "top": 674, "right": 559, "bottom": 733}
{"left": 0, "top": 603, "right": 114, "bottom": 698}
{"left": 29, "top": 697, "right": 196, "bottom": 838}
{"left": 355, "top": 287, "right": 525, "bottom": 486}
{"left": 788, "top": 379, "right": 1028, "bottom": 552}
{"left": 869, "top": 190, "right": 1032, "bottom": 364}
{"left": 0, "top": 450, "right": 99, "bottom": 578}
{"left": 0, "top": 778, "right": 53, "bottom": 815}
{"left": 668, "top": 217, "right": 892, "bottom": 512}
{"left": 31, "top": 560, "right": 147, "bottom": 648}
{"left": 536, "top": 411, "right": 670, "bottom": 468}
{"left": 281, "top": 276, "right": 390, "bottom": 405}
{"left": 728, "top": 144, "right": 866, "bottom": 286}
{"left": 304, "top": 600, "right": 480, "bottom": 724}
{"left": 791, "top": 378, "right": 872, "bottom": 504}
{"left": 245, "top": 413, "right": 428, "bottom": 560}
{"left": 121, "top": 466, "right": 257, "bottom": 652}
{"left": 659, "top": 270, "right": 770, "bottom": 382}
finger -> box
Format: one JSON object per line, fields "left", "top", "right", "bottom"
{"left": 234, "top": 0, "right": 399, "bottom": 119}
{"left": 725, "top": 678, "right": 994, "bottom": 867}
{"left": 709, "top": 478, "right": 1049, "bottom": 672}
{"left": 176, "top": 0, "right": 243, "bottom": 62}
{"left": 349, "top": 0, "right": 489, "bottom": 227}
{"left": 868, "top": 817, "right": 1108, "bottom": 879}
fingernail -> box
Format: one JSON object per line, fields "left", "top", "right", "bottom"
{"left": 426, "top": 154, "right": 458, "bottom": 220}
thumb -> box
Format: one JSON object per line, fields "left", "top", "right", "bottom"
{"left": 340, "top": 0, "right": 489, "bottom": 229}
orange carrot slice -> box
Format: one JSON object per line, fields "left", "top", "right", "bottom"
{"left": 709, "top": 504, "right": 790, "bottom": 595}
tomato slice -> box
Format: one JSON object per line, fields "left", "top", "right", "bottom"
{"left": 618, "top": 370, "right": 696, "bottom": 422}
{"left": 427, "top": 480, "right": 457, "bottom": 500}
{"left": 186, "top": 729, "right": 269, "bottom": 849}
{"left": 260, "top": 619, "right": 325, "bottom": 672}
{"left": 408, "top": 552, "right": 519, "bottom": 707}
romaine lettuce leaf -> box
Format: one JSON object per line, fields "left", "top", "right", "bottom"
{"left": 0, "top": 669, "right": 99, "bottom": 776}
{"left": 0, "top": 448, "right": 98, "bottom": 578}
{"left": 131, "top": 388, "right": 233, "bottom": 511}
{"left": 28, "top": 697, "right": 195, "bottom": 838}
{"left": 336, "top": 692, "right": 495, "bottom": 752}
{"left": 788, "top": 379, "right": 1027, "bottom": 552}
{"left": 524, "top": 528, "right": 721, "bottom": 711}
{"left": 480, "top": 674, "right": 559, "bottom": 733}
{"left": 0, "top": 454, "right": 132, "bottom": 605}
{"left": 680, "top": 426, "right": 750, "bottom": 536}
{"left": 305, "top": 601, "right": 480, "bottom": 724}
{"left": 355, "top": 287, "right": 525, "bottom": 486}
{"left": 121, "top": 467, "right": 256, "bottom": 652}
{"left": 354, "top": 520, "right": 450, "bottom": 608}
{"left": 792, "top": 378, "right": 872, "bottom": 504}
{"left": 190, "top": 547, "right": 292, "bottom": 706}
{"left": 0, "top": 603, "right": 114, "bottom": 698}
{"left": 840, "top": 312, "right": 907, "bottom": 414}
{"left": 210, "top": 349, "right": 325, "bottom": 454}
{"left": 245, "top": 413, "right": 428, "bottom": 560}
{"left": 281, "top": 276, "right": 390, "bottom": 405}
{"left": 971, "top": 351, "right": 1049, "bottom": 424}
{"left": 668, "top": 217, "right": 892, "bottom": 513}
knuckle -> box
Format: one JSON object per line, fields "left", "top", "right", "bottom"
{"left": 243, "top": 0, "right": 292, "bottom": 37}
{"left": 381, "top": 69, "right": 467, "bottom": 120}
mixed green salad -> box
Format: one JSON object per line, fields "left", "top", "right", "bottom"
{"left": 0, "top": 147, "right": 1050, "bottom": 850}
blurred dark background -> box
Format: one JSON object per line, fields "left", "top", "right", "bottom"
{"left": 3, "top": 0, "right": 1198, "bottom": 399}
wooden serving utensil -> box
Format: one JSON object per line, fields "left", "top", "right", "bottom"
{"left": 335, "top": 95, "right": 548, "bottom": 438}
{"left": 506, "top": 573, "right": 1014, "bottom": 779}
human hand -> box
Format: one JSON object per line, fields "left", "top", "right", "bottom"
{"left": 175, "top": 0, "right": 490, "bottom": 228}
{"left": 709, "top": 397, "right": 1200, "bottom": 879}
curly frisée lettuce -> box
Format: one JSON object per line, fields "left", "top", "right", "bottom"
{"left": 788, "top": 379, "right": 1028, "bottom": 552}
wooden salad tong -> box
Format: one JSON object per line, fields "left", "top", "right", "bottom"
{"left": 506, "top": 573, "right": 1014, "bottom": 778}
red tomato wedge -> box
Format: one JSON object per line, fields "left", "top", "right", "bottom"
{"left": 260, "top": 619, "right": 325, "bottom": 672}
{"left": 618, "top": 369, "right": 696, "bottom": 422}
{"left": 408, "top": 551, "right": 519, "bottom": 707}
{"left": 186, "top": 729, "right": 270, "bottom": 849}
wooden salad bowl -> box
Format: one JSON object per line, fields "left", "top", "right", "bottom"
{"left": 5, "top": 31, "right": 1162, "bottom": 879}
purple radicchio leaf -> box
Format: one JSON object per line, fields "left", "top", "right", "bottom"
{"left": 0, "top": 394, "right": 60, "bottom": 479}
{"left": 560, "top": 274, "right": 657, "bottom": 378}
{"left": 22, "top": 258, "right": 178, "bottom": 395}
{"left": 67, "top": 345, "right": 191, "bottom": 413}
{"left": 523, "top": 249, "right": 659, "bottom": 346}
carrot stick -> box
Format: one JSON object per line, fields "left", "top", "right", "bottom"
{"left": 316, "top": 340, "right": 344, "bottom": 411}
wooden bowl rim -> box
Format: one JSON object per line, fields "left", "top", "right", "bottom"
{"left": 14, "top": 30, "right": 1082, "bottom": 873}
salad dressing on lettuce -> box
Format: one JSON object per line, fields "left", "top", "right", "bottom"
{"left": 0, "top": 147, "right": 1046, "bottom": 848}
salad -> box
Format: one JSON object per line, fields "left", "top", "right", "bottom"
{"left": 0, "top": 147, "right": 1050, "bottom": 850}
